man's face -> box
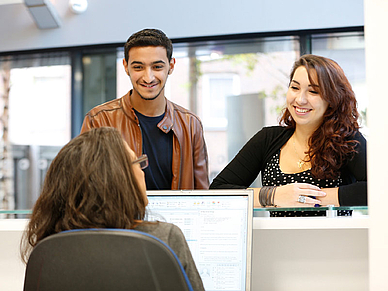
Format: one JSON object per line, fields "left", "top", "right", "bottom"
{"left": 123, "top": 46, "right": 175, "bottom": 101}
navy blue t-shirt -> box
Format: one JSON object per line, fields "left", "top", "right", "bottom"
{"left": 134, "top": 109, "right": 173, "bottom": 190}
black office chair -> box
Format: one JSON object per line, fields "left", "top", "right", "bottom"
{"left": 23, "top": 228, "right": 194, "bottom": 291}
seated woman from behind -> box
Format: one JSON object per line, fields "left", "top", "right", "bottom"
{"left": 210, "top": 54, "right": 367, "bottom": 213}
{"left": 21, "top": 127, "right": 204, "bottom": 291}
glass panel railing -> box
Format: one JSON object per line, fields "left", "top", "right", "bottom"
{"left": 254, "top": 206, "right": 368, "bottom": 217}
{"left": 1, "top": 206, "right": 369, "bottom": 218}
{"left": 254, "top": 206, "right": 368, "bottom": 212}
{"left": 0, "top": 210, "right": 32, "bottom": 219}
{"left": 0, "top": 210, "right": 32, "bottom": 214}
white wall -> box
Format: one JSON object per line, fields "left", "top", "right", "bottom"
{"left": 364, "top": 0, "right": 388, "bottom": 290}
{"left": 0, "top": 219, "right": 28, "bottom": 291}
{"left": 0, "top": 0, "right": 364, "bottom": 53}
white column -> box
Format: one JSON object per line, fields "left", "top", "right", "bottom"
{"left": 364, "top": 0, "right": 388, "bottom": 290}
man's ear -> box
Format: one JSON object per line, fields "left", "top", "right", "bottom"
{"left": 168, "top": 58, "right": 176, "bottom": 75}
{"left": 123, "top": 58, "right": 129, "bottom": 75}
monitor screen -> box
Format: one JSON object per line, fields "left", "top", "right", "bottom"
{"left": 146, "top": 189, "right": 253, "bottom": 291}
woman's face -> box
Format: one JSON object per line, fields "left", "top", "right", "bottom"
{"left": 286, "top": 66, "right": 329, "bottom": 131}
{"left": 124, "top": 143, "right": 148, "bottom": 204}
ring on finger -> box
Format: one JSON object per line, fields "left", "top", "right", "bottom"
{"left": 297, "top": 195, "right": 307, "bottom": 203}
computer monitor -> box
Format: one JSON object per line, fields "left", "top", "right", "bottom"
{"left": 146, "top": 189, "right": 254, "bottom": 291}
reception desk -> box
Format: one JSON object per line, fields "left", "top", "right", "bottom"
{"left": 0, "top": 208, "right": 369, "bottom": 291}
{"left": 0, "top": 218, "right": 29, "bottom": 291}
{"left": 251, "top": 207, "right": 368, "bottom": 291}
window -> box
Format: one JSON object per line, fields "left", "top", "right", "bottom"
{"left": 0, "top": 53, "right": 71, "bottom": 211}
{"left": 312, "top": 31, "right": 367, "bottom": 135}
{"left": 202, "top": 73, "right": 240, "bottom": 129}
{"left": 9, "top": 65, "right": 71, "bottom": 145}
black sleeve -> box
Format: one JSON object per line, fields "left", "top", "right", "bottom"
{"left": 338, "top": 132, "right": 368, "bottom": 206}
{"left": 210, "top": 128, "right": 269, "bottom": 189}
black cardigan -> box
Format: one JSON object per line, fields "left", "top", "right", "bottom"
{"left": 210, "top": 126, "right": 367, "bottom": 206}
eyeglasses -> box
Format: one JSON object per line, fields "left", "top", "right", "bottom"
{"left": 132, "top": 154, "right": 148, "bottom": 170}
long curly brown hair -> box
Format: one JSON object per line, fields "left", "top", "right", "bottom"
{"left": 280, "top": 54, "right": 360, "bottom": 179}
{"left": 21, "top": 127, "right": 148, "bottom": 263}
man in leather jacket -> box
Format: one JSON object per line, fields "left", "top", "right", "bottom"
{"left": 81, "top": 28, "right": 209, "bottom": 190}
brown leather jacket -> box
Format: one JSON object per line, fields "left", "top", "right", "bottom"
{"left": 81, "top": 90, "right": 209, "bottom": 190}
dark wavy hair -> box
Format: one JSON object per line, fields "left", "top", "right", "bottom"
{"left": 124, "top": 28, "right": 173, "bottom": 62}
{"left": 21, "top": 127, "right": 148, "bottom": 263}
{"left": 279, "top": 54, "right": 360, "bottom": 179}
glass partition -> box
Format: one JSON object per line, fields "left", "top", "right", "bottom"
{"left": 254, "top": 206, "right": 368, "bottom": 217}
{"left": 0, "top": 29, "right": 366, "bottom": 215}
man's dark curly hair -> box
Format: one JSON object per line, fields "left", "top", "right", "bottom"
{"left": 280, "top": 54, "right": 360, "bottom": 179}
{"left": 124, "top": 28, "right": 173, "bottom": 62}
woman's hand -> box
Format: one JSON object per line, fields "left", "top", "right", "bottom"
{"left": 273, "top": 182, "right": 326, "bottom": 207}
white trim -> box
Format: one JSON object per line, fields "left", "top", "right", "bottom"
{"left": 253, "top": 216, "right": 369, "bottom": 230}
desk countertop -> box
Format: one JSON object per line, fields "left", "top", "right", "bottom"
{"left": 0, "top": 216, "right": 369, "bottom": 232}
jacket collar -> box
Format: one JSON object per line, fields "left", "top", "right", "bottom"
{"left": 122, "top": 90, "right": 174, "bottom": 133}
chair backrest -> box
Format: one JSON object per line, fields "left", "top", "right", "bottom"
{"left": 23, "top": 228, "right": 194, "bottom": 291}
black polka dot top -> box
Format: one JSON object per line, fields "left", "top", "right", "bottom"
{"left": 262, "top": 151, "right": 342, "bottom": 188}
{"left": 262, "top": 151, "right": 351, "bottom": 217}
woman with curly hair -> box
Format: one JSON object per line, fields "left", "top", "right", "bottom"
{"left": 21, "top": 127, "right": 204, "bottom": 290}
{"left": 210, "top": 54, "right": 367, "bottom": 210}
